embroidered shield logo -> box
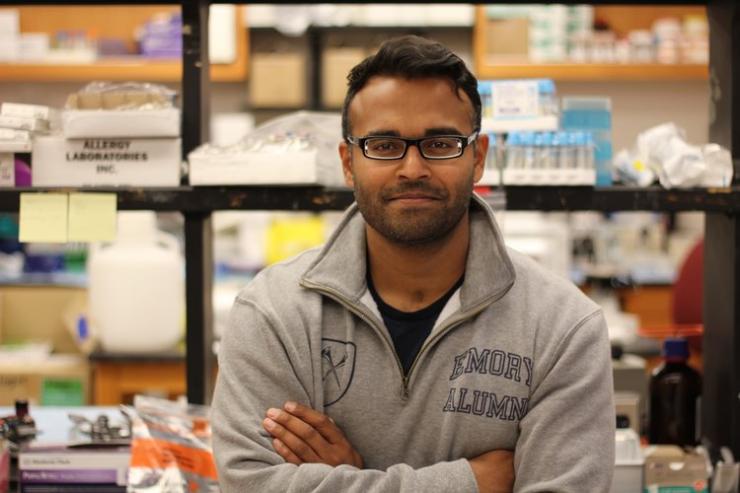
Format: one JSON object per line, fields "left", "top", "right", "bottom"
{"left": 321, "top": 338, "right": 357, "bottom": 406}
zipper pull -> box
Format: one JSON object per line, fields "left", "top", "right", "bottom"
{"left": 401, "top": 377, "right": 410, "bottom": 399}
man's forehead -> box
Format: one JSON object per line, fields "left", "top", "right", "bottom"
{"left": 348, "top": 75, "right": 474, "bottom": 132}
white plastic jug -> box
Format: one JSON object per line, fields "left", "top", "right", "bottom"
{"left": 88, "top": 211, "right": 184, "bottom": 353}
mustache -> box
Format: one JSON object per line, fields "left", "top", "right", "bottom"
{"left": 381, "top": 182, "right": 448, "bottom": 201}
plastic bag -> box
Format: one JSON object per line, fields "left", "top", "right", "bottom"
{"left": 125, "top": 396, "right": 219, "bottom": 493}
{"left": 188, "top": 110, "right": 345, "bottom": 186}
{"left": 65, "top": 82, "right": 177, "bottom": 111}
{"left": 617, "top": 122, "right": 733, "bottom": 188}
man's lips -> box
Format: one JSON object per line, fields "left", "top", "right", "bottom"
{"left": 388, "top": 193, "right": 441, "bottom": 201}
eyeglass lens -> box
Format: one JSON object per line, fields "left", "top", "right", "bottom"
{"left": 364, "top": 136, "right": 463, "bottom": 159}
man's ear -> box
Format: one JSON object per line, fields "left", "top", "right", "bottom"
{"left": 472, "top": 133, "right": 489, "bottom": 184}
{"left": 339, "top": 141, "right": 355, "bottom": 188}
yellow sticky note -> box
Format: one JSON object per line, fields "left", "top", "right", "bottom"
{"left": 19, "top": 193, "right": 69, "bottom": 243}
{"left": 68, "top": 193, "right": 117, "bottom": 242}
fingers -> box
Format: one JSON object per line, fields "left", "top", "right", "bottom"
{"left": 282, "top": 401, "right": 345, "bottom": 444}
{"left": 273, "top": 438, "right": 302, "bottom": 465}
{"left": 262, "top": 415, "right": 322, "bottom": 463}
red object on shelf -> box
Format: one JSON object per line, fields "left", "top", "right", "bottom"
{"left": 638, "top": 239, "right": 704, "bottom": 367}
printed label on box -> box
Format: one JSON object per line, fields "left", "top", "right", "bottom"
{"left": 492, "top": 81, "right": 539, "bottom": 119}
{"left": 32, "top": 136, "right": 181, "bottom": 187}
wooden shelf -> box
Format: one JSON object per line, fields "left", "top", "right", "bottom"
{"left": 0, "top": 4, "right": 248, "bottom": 82}
{"left": 474, "top": 5, "right": 708, "bottom": 81}
{"left": 0, "top": 58, "right": 246, "bottom": 82}
{"left": 476, "top": 61, "right": 707, "bottom": 81}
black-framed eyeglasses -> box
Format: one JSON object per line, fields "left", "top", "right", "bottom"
{"left": 346, "top": 131, "right": 479, "bottom": 161}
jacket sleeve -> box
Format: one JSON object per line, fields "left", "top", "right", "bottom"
{"left": 513, "top": 310, "right": 615, "bottom": 492}
{"left": 211, "top": 297, "right": 479, "bottom": 493}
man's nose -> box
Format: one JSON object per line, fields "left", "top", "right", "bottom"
{"left": 396, "top": 144, "right": 431, "bottom": 180}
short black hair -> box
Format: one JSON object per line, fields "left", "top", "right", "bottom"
{"left": 341, "top": 35, "right": 481, "bottom": 140}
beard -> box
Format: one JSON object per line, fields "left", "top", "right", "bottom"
{"left": 353, "top": 171, "right": 475, "bottom": 246}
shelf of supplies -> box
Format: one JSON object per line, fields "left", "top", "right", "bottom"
{"left": 482, "top": 115, "right": 559, "bottom": 133}
{"left": 2, "top": 186, "right": 739, "bottom": 213}
{"left": 473, "top": 5, "right": 709, "bottom": 82}
{"left": 0, "top": 4, "right": 248, "bottom": 82}
{"left": 0, "top": 59, "right": 247, "bottom": 82}
{"left": 475, "top": 61, "right": 708, "bottom": 81}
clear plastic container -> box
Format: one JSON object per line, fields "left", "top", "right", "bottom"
{"left": 88, "top": 212, "right": 184, "bottom": 353}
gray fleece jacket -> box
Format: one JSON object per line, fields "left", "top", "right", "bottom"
{"left": 212, "top": 194, "right": 615, "bottom": 493}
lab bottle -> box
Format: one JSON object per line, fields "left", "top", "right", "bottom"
{"left": 574, "top": 131, "right": 588, "bottom": 169}
{"left": 505, "top": 132, "right": 522, "bottom": 169}
{"left": 522, "top": 132, "right": 536, "bottom": 168}
{"left": 562, "top": 132, "right": 577, "bottom": 168}
{"left": 550, "top": 132, "right": 562, "bottom": 168}
{"left": 649, "top": 337, "right": 702, "bottom": 446}
{"left": 584, "top": 133, "right": 596, "bottom": 169}
{"left": 533, "top": 132, "right": 545, "bottom": 169}
{"left": 537, "top": 79, "right": 557, "bottom": 116}
{"left": 485, "top": 132, "right": 497, "bottom": 171}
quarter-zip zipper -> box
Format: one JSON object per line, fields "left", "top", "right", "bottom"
{"left": 301, "top": 279, "right": 510, "bottom": 398}
{"left": 403, "top": 296, "right": 499, "bottom": 390}
{"left": 300, "top": 279, "right": 410, "bottom": 397}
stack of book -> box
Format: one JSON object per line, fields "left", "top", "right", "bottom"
{"left": 0, "top": 102, "right": 54, "bottom": 187}
{"left": 18, "top": 444, "right": 130, "bottom": 493}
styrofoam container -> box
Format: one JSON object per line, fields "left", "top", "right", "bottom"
{"left": 62, "top": 108, "right": 180, "bottom": 138}
{"left": 188, "top": 148, "right": 343, "bottom": 186}
{"left": 32, "top": 136, "right": 181, "bottom": 187}
{"left": 88, "top": 212, "right": 184, "bottom": 354}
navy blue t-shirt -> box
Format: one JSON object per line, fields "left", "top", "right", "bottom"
{"left": 367, "top": 272, "right": 464, "bottom": 375}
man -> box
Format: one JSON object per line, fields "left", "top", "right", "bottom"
{"left": 212, "top": 35, "right": 615, "bottom": 492}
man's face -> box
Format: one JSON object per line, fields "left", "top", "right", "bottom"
{"left": 339, "top": 76, "right": 487, "bottom": 246}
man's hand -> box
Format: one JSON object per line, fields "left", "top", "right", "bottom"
{"left": 262, "top": 401, "right": 364, "bottom": 468}
{"left": 469, "top": 450, "right": 515, "bottom": 493}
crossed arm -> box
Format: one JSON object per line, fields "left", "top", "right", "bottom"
{"left": 261, "top": 400, "right": 515, "bottom": 493}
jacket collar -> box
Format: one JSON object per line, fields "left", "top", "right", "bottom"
{"left": 300, "top": 193, "right": 516, "bottom": 313}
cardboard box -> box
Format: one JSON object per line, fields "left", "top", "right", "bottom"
{"left": 251, "top": 52, "right": 306, "bottom": 108}
{"left": 62, "top": 108, "right": 180, "bottom": 139}
{"left": 32, "top": 136, "right": 181, "bottom": 187}
{"left": 0, "top": 115, "right": 49, "bottom": 133}
{"left": 0, "top": 285, "right": 86, "bottom": 353}
{"left": 322, "top": 48, "right": 366, "bottom": 109}
{"left": 643, "top": 446, "right": 710, "bottom": 493}
{"left": 485, "top": 18, "right": 530, "bottom": 61}
{"left": 0, "top": 354, "right": 89, "bottom": 406}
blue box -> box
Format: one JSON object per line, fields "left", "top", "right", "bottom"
{"left": 561, "top": 97, "right": 613, "bottom": 186}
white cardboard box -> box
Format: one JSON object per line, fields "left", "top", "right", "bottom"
{"left": 62, "top": 108, "right": 180, "bottom": 138}
{"left": 189, "top": 149, "right": 342, "bottom": 186}
{"left": 1, "top": 102, "right": 54, "bottom": 120}
{"left": 0, "top": 140, "right": 31, "bottom": 152}
{"left": 32, "top": 136, "right": 181, "bottom": 187}
{"left": 0, "top": 114, "right": 49, "bottom": 132}
{"left": 0, "top": 153, "right": 14, "bottom": 187}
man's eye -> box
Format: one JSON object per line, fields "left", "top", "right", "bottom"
{"left": 369, "top": 139, "right": 402, "bottom": 152}
{"left": 425, "top": 138, "right": 459, "bottom": 150}
{"left": 429, "top": 140, "right": 452, "bottom": 149}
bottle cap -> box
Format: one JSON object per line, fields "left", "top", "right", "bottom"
{"left": 663, "top": 337, "right": 690, "bottom": 359}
